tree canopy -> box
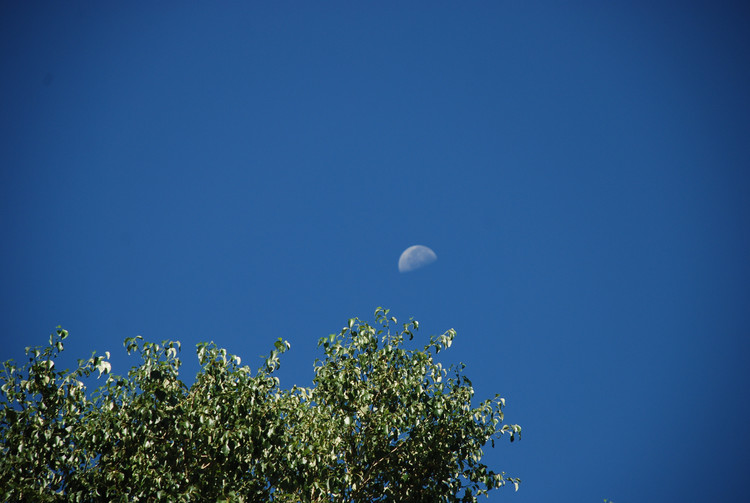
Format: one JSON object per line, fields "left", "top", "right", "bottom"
{"left": 0, "top": 308, "right": 521, "bottom": 502}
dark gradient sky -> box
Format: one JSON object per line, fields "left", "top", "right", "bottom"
{"left": 2, "top": 2, "right": 749, "bottom": 501}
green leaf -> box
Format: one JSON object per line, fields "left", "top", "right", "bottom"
{"left": 0, "top": 314, "right": 521, "bottom": 501}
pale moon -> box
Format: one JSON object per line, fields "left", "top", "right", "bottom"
{"left": 398, "top": 245, "right": 437, "bottom": 273}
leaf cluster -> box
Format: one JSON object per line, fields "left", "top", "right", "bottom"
{"left": 0, "top": 309, "right": 520, "bottom": 502}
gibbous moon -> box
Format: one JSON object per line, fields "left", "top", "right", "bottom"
{"left": 398, "top": 245, "right": 437, "bottom": 273}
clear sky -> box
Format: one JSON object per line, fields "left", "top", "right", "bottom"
{"left": 2, "top": 2, "right": 749, "bottom": 501}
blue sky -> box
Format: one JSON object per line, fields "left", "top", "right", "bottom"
{"left": 2, "top": 2, "right": 749, "bottom": 501}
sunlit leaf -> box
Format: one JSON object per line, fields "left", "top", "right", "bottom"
{"left": 0, "top": 315, "right": 520, "bottom": 502}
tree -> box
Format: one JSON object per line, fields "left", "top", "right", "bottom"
{"left": 0, "top": 308, "right": 521, "bottom": 502}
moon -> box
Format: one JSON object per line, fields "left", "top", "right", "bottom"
{"left": 398, "top": 245, "right": 437, "bottom": 273}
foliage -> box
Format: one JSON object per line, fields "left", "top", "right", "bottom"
{"left": 0, "top": 308, "right": 521, "bottom": 502}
